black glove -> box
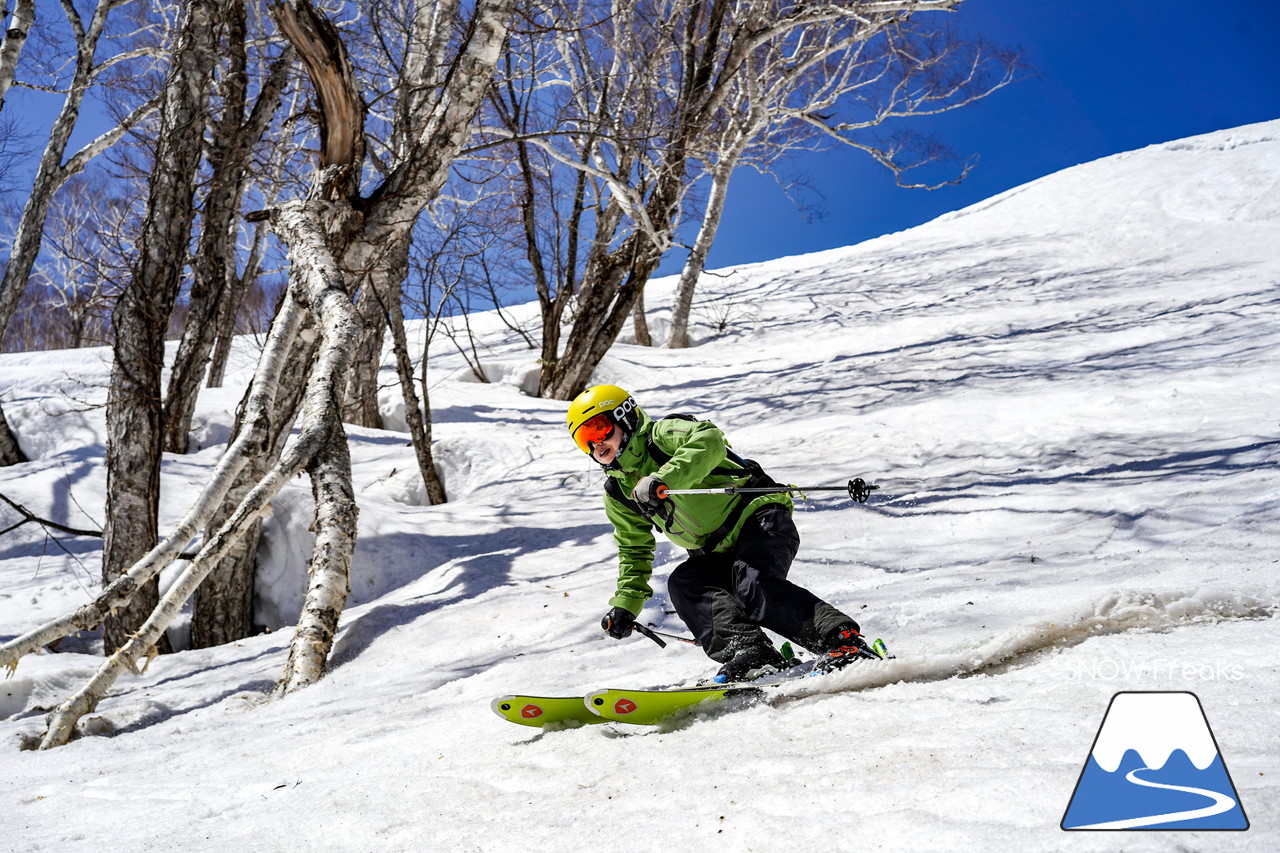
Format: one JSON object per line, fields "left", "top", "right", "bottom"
{"left": 631, "top": 476, "right": 666, "bottom": 514}
{"left": 601, "top": 606, "right": 635, "bottom": 639}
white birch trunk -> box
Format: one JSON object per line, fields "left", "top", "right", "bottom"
{"left": 39, "top": 198, "right": 363, "bottom": 747}
{"left": 21, "top": 0, "right": 518, "bottom": 745}
{"left": 668, "top": 158, "right": 736, "bottom": 349}
{"left": 385, "top": 282, "right": 447, "bottom": 505}
{"left": 101, "top": 0, "right": 218, "bottom": 652}
{"left": 273, "top": 408, "right": 356, "bottom": 695}
{"left": 267, "top": 200, "right": 363, "bottom": 696}
{"left": 0, "top": 0, "right": 35, "bottom": 112}
{"left": 0, "top": 293, "right": 303, "bottom": 674}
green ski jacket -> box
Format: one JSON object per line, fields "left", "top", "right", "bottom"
{"left": 603, "top": 414, "right": 792, "bottom": 616}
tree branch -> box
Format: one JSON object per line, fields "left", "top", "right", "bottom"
{"left": 0, "top": 491, "right": 101, "bottom": 538}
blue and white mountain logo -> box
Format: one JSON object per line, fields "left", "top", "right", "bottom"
{"left": 1062, "top": 691, "right": 1249, "bottom": 830}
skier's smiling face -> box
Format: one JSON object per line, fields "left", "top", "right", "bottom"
{"left": 589, "top": 426, "right": 624, "bottom": 465}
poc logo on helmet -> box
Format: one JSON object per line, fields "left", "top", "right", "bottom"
{"left": 612, "top": 397, "right": 638, "bottom": 429}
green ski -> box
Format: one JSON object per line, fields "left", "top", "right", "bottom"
{"left": 584, "top": 684, "right": 763, "bottom": 725}
{"left": 493, "top": 638, "right": 893, "bottom": 729}
{"left": 491, "top": 695, "right": 607, "bottom": 727}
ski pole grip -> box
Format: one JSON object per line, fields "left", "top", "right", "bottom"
{"left": 655, "top": 485, "right": 669, "bottom": 499}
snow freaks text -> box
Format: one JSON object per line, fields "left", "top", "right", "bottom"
{"left": 1062, "top": 659, "right": 1245, "bottom": 682}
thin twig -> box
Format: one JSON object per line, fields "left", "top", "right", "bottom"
{"left": 0, "top": 491, "right": 102, "bottom": 538}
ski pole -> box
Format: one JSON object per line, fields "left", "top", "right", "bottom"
{"left": 655, "top": 477, "right": 879, "bottom": 504}
{"left": 631, "top": 622, "right": 667, "bottom": 648}
{"left": 644, "top": 624, "right": 700, "bottom": 646}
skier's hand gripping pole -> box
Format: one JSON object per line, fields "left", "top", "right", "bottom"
{"left": 602, "top": 607, "right": 672, "bottom": 648}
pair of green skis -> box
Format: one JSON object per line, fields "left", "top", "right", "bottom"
{"left": 492, "top": 682, "right": 754, "bottom": 727}
{"left": 492, "top": 638, "right": 891, "bottom": 728}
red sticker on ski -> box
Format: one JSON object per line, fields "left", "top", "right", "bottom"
{"left": 614, "top": 698, "right": 638, "bottom": 715}
{"left": 520, "top": 704, "right": 544, "bottom": 719}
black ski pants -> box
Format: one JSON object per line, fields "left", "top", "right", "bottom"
{"left": 666, "top": 504, "right": 854, "bottom": 663}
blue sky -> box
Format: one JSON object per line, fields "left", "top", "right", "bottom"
{"left": 6, "top": 1, "right": 1277, "bottom": 284}
{"left": 684, "top": 0, "right": 1280, "bottom": 275}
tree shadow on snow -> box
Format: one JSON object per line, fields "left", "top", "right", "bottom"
{"left": 657, "top": 241, "right": 1271, "bottom": 424}
{"left": 879, "top": 438, "right": 1280, "bottom": 514}
{"left": 326, "top": 519, "right": 609, "bottom": 672}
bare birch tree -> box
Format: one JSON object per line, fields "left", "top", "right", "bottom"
{"left": 374, "top": 268, "right": 449, "bottom": 505}
{"left": 162, "top": 1, "right": 295, "bottom": 455}
{"left": 265, "top": 0, "right": 514, "bottom": 674}
{"left": 483, "top": 0, "right": 967, "bottom": 400}
{"left": 485, "top": 10, "right": 606, "bottom": 396}
{"left": 185, "top": 0, "right": 363, "bottom": 651}
{"left": 102, "top": 0, "right": 220, "bottom": 653}
{"left": 188, "top": 62, "right": 313, "bottom": 647}
{"left": 0, "top": 0, "right": 162, "bottom": 466}
{"left": 2, "top": 0, "right": 514, "bottom": 746}
{"left": 668, "top": 13, "right": 1018, "bottom": 347}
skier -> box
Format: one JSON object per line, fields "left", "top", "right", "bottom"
{"left": 567, "top": 384, "right": 884, "bottom": 681}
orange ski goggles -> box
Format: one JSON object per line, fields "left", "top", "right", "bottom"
{"left": 572, "top": 412, "right": 616, "bottom": 454}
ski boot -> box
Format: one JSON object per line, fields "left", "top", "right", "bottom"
{"left": 712, "top": 643, "right": 790, "bottom": 684}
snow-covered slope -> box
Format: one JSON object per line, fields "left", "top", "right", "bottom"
{"left": 3, "top": 120, "right": 1278, "bottom": 852}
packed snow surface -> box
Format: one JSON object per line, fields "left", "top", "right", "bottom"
{"left": 3, "top": 120, "right": 1279, "bottom": 852}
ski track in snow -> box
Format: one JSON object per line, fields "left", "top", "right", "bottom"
{"left": 716, "top": 587, "right": 1278, "bottom": 709}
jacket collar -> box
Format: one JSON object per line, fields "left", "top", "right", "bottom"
{"left": 607, "top": 416, "right": 651, "bottom": 474}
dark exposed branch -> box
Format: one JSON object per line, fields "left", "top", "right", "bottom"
{"left": 269, "top": 0, "right": 365, "bottom": 198}
{"left": 0, "top": 491, "right": 102, "bottom": 538}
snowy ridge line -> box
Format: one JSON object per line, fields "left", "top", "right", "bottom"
{"left": 769, "top": 588, "right": 1276, "bottom": 701}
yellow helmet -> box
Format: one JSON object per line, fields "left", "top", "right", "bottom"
{"left": 567, "top": 384, "right": 644, "bottom": 455}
